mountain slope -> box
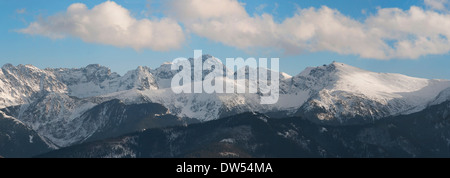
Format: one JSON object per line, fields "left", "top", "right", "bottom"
{"left": 2, "top": 95, "right": 193, "bottom": 147}
{"left": 0, "top": 64, "right": 67, "bottom": 108}
{"left": 38, "top": 99, "right": 450, "bottom": 158}
{"left": 0, "top": 63, "right": 164, "bottom": 147}
{"left": 0, "top": 111, "right": 53, "bottom": 157}
{"left": 290, "top": 62, "right": 450, "bottom": 123}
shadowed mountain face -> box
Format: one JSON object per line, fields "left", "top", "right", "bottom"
{"left": 0, "top": 98, "right": 199, "bottom": 157}
{"left": 79, "top": 100, "right": 199, "bottom": 144}
{"left": 39, "top": 101, "right": 450, "bottom": 158}
{"left": 0, "top": 111, "right": 53, "bottom": 158}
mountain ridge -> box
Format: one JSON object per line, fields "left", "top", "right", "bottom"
{"left": 0, "top": 56, "right": 449, "bottom": 153}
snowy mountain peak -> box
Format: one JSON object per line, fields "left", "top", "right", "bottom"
{"left": 293, "top": 62, "right": 450, "bottom": 122}
{"left": 2, "top": 63, "right": 41, "bottom": 74}
{"left": 83, "top": 63, "right": 111, "bottom": 72}
{"left": 187, "top": 54, "right": 224, "bottom": 67}
{"left": 85, "top": 64, "right": 102, "bottom": 69}
{"left": 2, "top": 63, "right": 14, "bottom": 68}
{"left": 21, "top": 64, "right": 40, "bottom": 70}
{"left": 50, "top": 64, "right": 120, "bottom": 85}
{"left": 298, "top": 62, "right": 364, "bottom": 78}
{"left": 82, "top": 64, "right": 118, "bottom": 83}
{"left": 122, "top": 66, "right": 158, "bottom": 91}
{"left": 136, "top": 65, "right": 150, "bottom": 71}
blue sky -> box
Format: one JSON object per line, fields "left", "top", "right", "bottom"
{"left": 1, "top": 0, "right": 449, "bottom": 79}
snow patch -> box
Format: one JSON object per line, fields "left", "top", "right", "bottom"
{"left": 220, "top": 138, "right": 235, "bottom": 144}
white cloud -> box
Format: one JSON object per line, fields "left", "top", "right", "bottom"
{"left": 424, "top": 0, "right": 448, "bottom": 10}
{"left": 167, "top": 0, "right": 450, "bottom": 59}
{"left": 279, "top": 7, "right": 389, "bottom": 58}
{"left": 167, "top": 0, "right": 247, "bottom": 23}
{"left": 18, "top": 0, "right": 450, "bottom": 59}
{"left": 166, "top": 0, "right": 278, "bottom": 50}
{"left": 366, "top": 6, "right": 450, "bottom": 58}
{"left": 19, "top": 1, "right": 185, "bottom": 51}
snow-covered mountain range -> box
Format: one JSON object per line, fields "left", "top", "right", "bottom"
{"left": 0, "top": 55, "right": 449, "bottom": 152}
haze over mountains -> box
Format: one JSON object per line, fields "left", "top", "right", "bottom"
{"left": 0, "top": 55, "right": 449, "bottom": 157}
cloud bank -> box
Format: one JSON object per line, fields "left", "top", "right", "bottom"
{"left": 167, "top": 0, "right": 450, "bottom": 59}
{"left": 19, "top": 0, "right": 450, "bottom": 59}
{"left": 19, "top": 1, "right": 185, "bottom": 51}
